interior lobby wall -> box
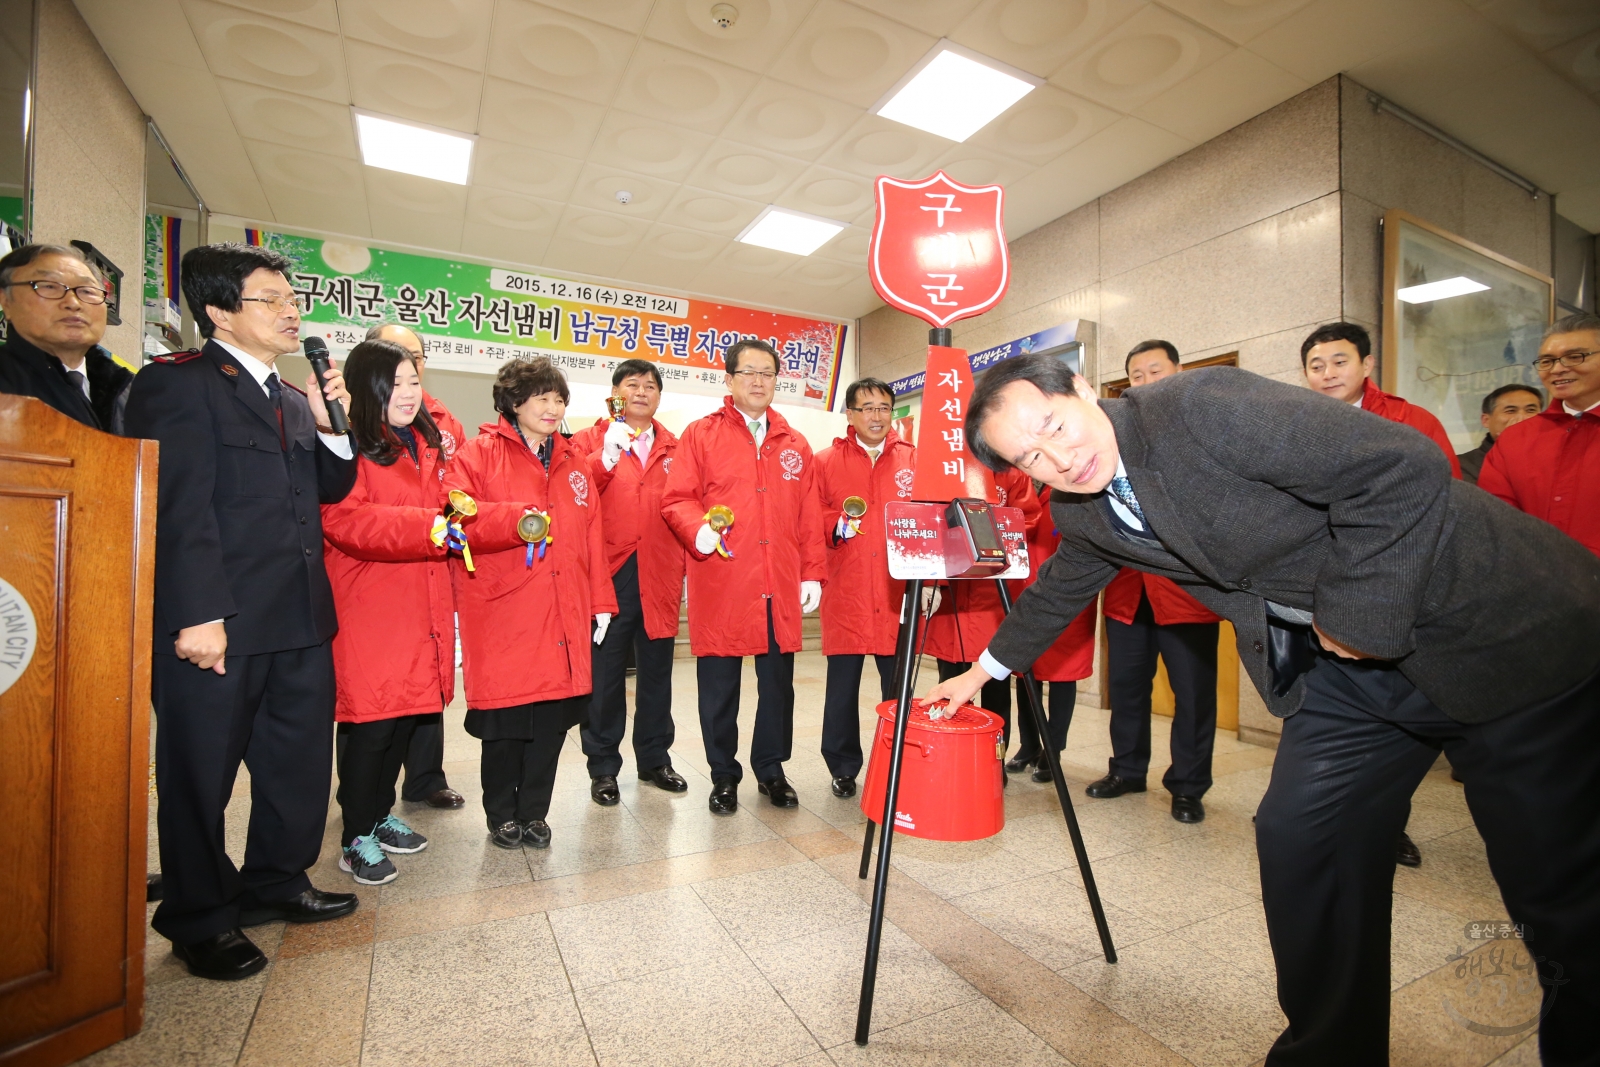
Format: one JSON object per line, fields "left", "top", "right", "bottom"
{"left": 29, "top": 0, "right": 145, "bottom": 364}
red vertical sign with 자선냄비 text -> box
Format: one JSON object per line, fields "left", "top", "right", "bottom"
{"left": 910, "top": 344, "right": 997, "bottom": 504}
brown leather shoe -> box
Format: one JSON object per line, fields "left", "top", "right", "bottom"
{"left": 426, "top": 788, "right": 465, "bottom": 809}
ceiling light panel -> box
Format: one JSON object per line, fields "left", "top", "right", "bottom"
{"left": 736, "top": 205, "right": 847, "bottom": 256}
{"left": 872, "top": 40, "right": 1042, "bottom": 142}
{"left": 1396, "top": 276, "right": 1490, "bottom": 304}
{"left": 354, "top": 110, "right": 476, "bottom": 184}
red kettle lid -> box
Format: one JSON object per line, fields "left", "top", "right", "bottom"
{"left": 874, "top": 699, "right": 1003, "bottom": 734}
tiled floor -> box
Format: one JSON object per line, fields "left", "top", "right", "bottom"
{"left": 91, "top": 653, "right": 1543, "bottom": 1067}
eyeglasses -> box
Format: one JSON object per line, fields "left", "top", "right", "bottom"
{"left": 849, "top": 405, "right": 893, "bottom": 415}
{"left": 239, "top": 293, "right": 306, "bottom": 313}
{"left": 1531, "top": 350, "right": 1596, "bottom": 371}
{"left": 3, "top": 279, "right": 109, "bottom": 304}
{"left": 731, "top": 370, "right": 776, "bottom": 381}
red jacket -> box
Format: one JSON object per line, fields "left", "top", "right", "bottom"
{"left": 661, "top": 397, "right": 827, "bottom": 657}
{"left": 815, "top": 428, "right": 916, "bottom": 656}
{"left": 569, "top": 417, "right": 687, "bottom": 641}
{"left": 1478, "top": 404, "right": 1600, "bottom": 557}
{"left": 1359, "top": 378, "right": 1463, "bottom": 478}
{"left": 1103, "top": 570, "right": 1220, "bottom": 626}
{"left": 1026, "top": 486, "right": 1097, "bottom": 682}
{"left": 321, "top": 440, "right": 455, "bottom": 723}
{"left": 444, "top": 419, "right": 618, "bottom": 710}
{"left": 425, "top": 390, "right": 466, "bottom": 460}
{"left": 923, "top": 467, "right": 1042, "bottom": 664}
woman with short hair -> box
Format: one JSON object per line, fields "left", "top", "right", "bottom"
{"left": 445, "top": 358, "right": 616, "bottom": 849}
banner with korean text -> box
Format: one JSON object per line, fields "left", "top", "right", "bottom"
{"left": 249, "top": 231, "right": 848, "bottom": 410}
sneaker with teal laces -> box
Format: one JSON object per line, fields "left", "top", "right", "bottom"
{"left": 373, "top": 813, "right": 428, "bottom": 854}
{"left": 339, "top": 836, "right": 397, "bottom": 885}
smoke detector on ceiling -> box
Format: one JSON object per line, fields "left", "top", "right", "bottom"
{"left": 710, "top": 4, "right": 737, "bottom": 30}
{"left": 615, "top": 190, "right": 632, "bottom": 205}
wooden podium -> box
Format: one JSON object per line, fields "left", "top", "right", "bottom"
{"left": 0, "top": 397, "right": 156, "bottom": 1065}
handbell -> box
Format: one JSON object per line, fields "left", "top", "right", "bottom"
{"left": 518, "top": 510, "right": 550, "bottom": 544}
{"left": 606, "top": 394, "right": 627, "bottom": 420}
{"left": 445, "top": 489, "right": 477, "bottom": 523}
{"left": 842, "top": 495, "right": 867, "bottom": 519}
{"left": 706, "top": 504, "right": 734, "bottom": 532}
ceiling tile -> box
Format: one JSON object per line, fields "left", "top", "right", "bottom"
{"left": 769, "top": 0, "right": 936, "bottom": 108}
{"left": 466, "top": 186, "right": 566, "bottom": 233}
{"left": 344, "top": 40, "right": 483, "bottom": 133}
{"left": 540, "top": 237, "right": 635, "bottom": 280}
{"left": 367, "top": 200, "right": 467, "bottom": 252}
{"left": 1471, "top": 0, "right": 1600, "bottom": 51}
{"left": 722, "top": 79, "right": 864, "bottom": 162}
{"left": 75, "top": 0, "right": 210, "bottom": 72}
{"left": 336, "top": 0, "right": 493, "bottom": 71}
{"left": 1049, "top": 4, "right": 1236, "bottom": 112}
{"left": 478, "top": 78, "right": 607, "bottom": 158}
{"left": 643, "top": 0, "right": 819, "bottom": 74}
{"left": 708, "top": 241, "right": 797, "bottom": 276}
{"left": 1246, "top": 0, "right": 1461, "bottom": 85}
{"left": 830, "top": 273, "right": 883, "bottom": 318}
{"left": 779, "top": 255, "right": 859, "bottom": 287}
{"left": 1000, "top": 116, "right": 1190, "bottom": 237}
{"left": 816, "top": 113, "right": 951, "bottom": 180}
{"left": 1542, "top": 30, "right": 1600, "bottom": 95}
{"left": 1155, "top": 0, "right": 1316, "bottom": 47}
{"left": 215, "top": 78, "right": 359, "bottom": 158}
{"left": 535, "top": 0, "right": 656, "bottom": 33}
{"left": 846, "top": 0, "right": 983, "bottom": 37}
{"left": 209, "top": 0, "right": 340, "bottom": 32}
{"left": 587, "top": 111, "right": 714, "bottom": 181}
{"left": 967, "top": 84, "right": 1120, "bottom": 164}
{"left": 949, "top": 0, "right": 1146, "bottom": 79}
{"left": 244, "top": 138, "right": 365, "bottom": 199}
{"left": 1134, "top": 48, "right": 1309, "bottom": 143}
{"left": 487, "top": 0, "right": 637, "bottom": 104}
{"left": 612, "top": 40, "right": 761, "bottom": 133}
{"left": 658, "top": 184, "right": 769, "bottom": 236}
{"left": 460, "top": 221, "right": 553, "bottom": 268}
{"left": 616, "top": 251, "right": 711, "bottom": 289}
{"left": 553, "top": 206, "right": 653, "bottom": 249}
{"left": 812, "top": 224, "right": 871, "bottom": 266}
{"left": 776, "top": 164, "right": 876, "bottom": 220}
{"left": 928, "top": 143, "right": 1033, "bottom": 187}
{"left": 473, "top": 138, "right": 584, "bottom": 200}
{"left": 683, "top": 141, "right": 811, "bottom": 200}
{"left": 181, "top": 0, "right": 348, "bottom": 103}
{"left": 364, "top": 168, "right": 469, "bottom": 218}
{"left": 637, "top": 221, "right": 731, "bottom": 262}
{"left": 566, "top": 163, "right": 678, "bottom": 221}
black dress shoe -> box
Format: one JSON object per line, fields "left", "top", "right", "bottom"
{"left": 758, "top": 776, "right": 798, "bottom": 808}
{"left": 640, "top": 764, "right": 689, "bottom": 792}
{"left": 522, "top": 820, "right": 552, "bottom": 849}
{"left": 1085, "top": 773, "right": 1147, "bottom": 799}
{"left": 426, "top": 788, "right": 465, "bottom": 809}
{"left": 591, "top": 775, "right": 620, "bottom": 806}
{"left": 830, "top": 775, "right": 857, "bottom": 798}
{"left": 1031, "top": 762, "right": 1056, "bottom": 784}
{"left": 1171, "top": 795, "right": 1206, "bottom": 823}
{"left": 490, "top": 821, "right": 522, "bottom": 849}
{"left": 1005, "top": 753, "right": 1039, "bottom": 773}
{"left": 172, "top": 928, "right": 267, "bottom": 981}
{"left": 1396, "top": 830, "right": 1422, "bottom": 867}
{"left": 709, "top": 779, "right": 738, "bottom": 815}
{"left": 146, "top": 872, "right": 164, "bottom": 902}
{"left": 239, "top": 887, "right": 358, "bottom": 927}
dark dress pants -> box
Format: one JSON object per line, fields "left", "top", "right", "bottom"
{"left": 480, "top": 713, "right": 569, "bottom": 827}
{"left": 1257, "top": 656, "right": 1600, "bottom": 1067}
{"left": 337, "top": 714, "right": 424, "bottom": 845}
{"left": 151, "top": 642, "right": 335, "bottom": 944}
{"left": 697, "top": 600, "right": 793, "bottom": 784}
{"left": 1105, "top": 594, "right": 1218, "bottom": 796}
{"left": 937, "top": 659, "right": 1013, "bottom": 743}
{"left": 1013, "top": 680, "right": 1078, "bottom": 759}
{"left": 821, "top": 653, "right": 896, "bottom": 778}
{"left": 399, "top": 713, "right": 449, "bottom": 801}
{"left": 582, "top": 554, "right": 677, "bottom": 778}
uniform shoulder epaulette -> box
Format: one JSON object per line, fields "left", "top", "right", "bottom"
{"left": 281, "top": 378, "right": 307, "bottom": 396}
{"left": 149, "top": 348, "right": 204, "bottom": 364}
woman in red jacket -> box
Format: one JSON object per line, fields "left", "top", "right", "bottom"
{"left": 445, "top": 359, "right": 617, "bottom": 850}
{"left": 322, "top": 339, "right": 454, "bottom": 886}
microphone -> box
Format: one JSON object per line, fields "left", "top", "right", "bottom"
{"left": 302, "top": 336, "right": 348, "bottom": 434}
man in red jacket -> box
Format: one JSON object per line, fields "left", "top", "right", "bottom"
{"left": 1301, "top": 321, "right": 1463, "bottom": 477}
{"left": 570, "top": 359, "right": 689, "bottom": 805}
{"left": 662, "top": 340, "right": 827, "bottom": 814}
{"left": 1479, "top": 312, "right": 1600, "bottom": 558}
{"left": 367, "top": 323, "right": 467, "bottom": 810}
{"left": 1089, "top": 341, "right": 1222, "bottom": 825}
{"left": 815, "top": 377, "right": 916, "bottom": 798}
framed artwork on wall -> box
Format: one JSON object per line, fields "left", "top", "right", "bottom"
{"left": 1382, "top": 209, "right": 1554, "bottom": 452}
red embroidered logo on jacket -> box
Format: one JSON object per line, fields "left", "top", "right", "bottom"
{"left": 780, "top": 449, "right": 803, "bottom": 481}
{"left": 439, "top": 428, "right": 457, "bottom": 460}
{"left": 895, "top": 468, "right": 913, "bottom": 498}
{"left": 569, "top": 469, "right": 589, "bottom": 506}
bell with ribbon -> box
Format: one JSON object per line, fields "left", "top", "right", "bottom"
{"left": 705, "top": 504, "right": 734, "bottom": 559}
{"left": 432, "top": 488, "right": 477, "bottom": 571}
{"left": 841, "top": 495, "right": 867, "bottom": 539}
{"left": 519, "top": 508, "right": 553, "bottom": 566}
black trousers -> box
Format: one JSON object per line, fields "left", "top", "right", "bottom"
{"left": 1012, "top": 680, "right": 1078, "bottom": 757}
{"left": 1105, "top": 594, "right": 1218, "bottom": 796}
{"left": 697, "top": 600, "right": 793, "bottom": 784}
{"left": 399, "top": 713, "right": 449, "bottom": 801}
{"left": 337, "top": 714, "right": 425, "bottom": 844}
{"left": 937, "top": 659, "right": 1014, "bottom": 744}
{"left": 1257, "top": 656, "right": 1600, "bottom": 1066}
{"left": 582, "top": 554, "right": 677, "bottom": 778}
{"left": 151, "top": 643, "right": 335, "bottom": 944}
{"left": 821, "top": 653, "right": 897, "bottom": 778}
{"left": 480, "top": 717, "right": 568, "bottom": 827}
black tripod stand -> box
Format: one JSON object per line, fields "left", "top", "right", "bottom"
{"left": 853, "top": 577, "right": 1117, "bottom": 1046}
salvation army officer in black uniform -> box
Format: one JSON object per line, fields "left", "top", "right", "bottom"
{"left": 124, "top": 243, "right": 359, "bottom": 981}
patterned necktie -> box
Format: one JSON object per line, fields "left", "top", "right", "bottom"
{"left": 867, "top": 447, "right": 881, "bottom": 464}
{"left": 1107, "top": 474, "right": 1145, "bottom": 523}
{"left": 265, "top": 372, "right": 286, "bottom": 448}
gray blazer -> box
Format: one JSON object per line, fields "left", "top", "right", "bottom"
{"left": 988, "top": 367, "right": 1600, "bottom": 723}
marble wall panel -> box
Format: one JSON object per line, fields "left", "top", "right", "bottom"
{"left": 1340, "top": 191, "right": 1384, "bottom": 331}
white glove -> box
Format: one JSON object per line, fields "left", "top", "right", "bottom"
{"left": 835, "top": 516, "right": 857, "bottom": 541}
{"left": 601, "top": 419, "right": 632, "bottom": 471}
{"left": 800, "top": 580, "right": 822, "bottom": 613}
{"left": 593, "top": 613, "right": 611, "bottom": 645}
{"left": 921, "top": 586, "right": 941, "bottom": 616}
{"left": 695, "top": 522, "right": 720, "bottom": 555}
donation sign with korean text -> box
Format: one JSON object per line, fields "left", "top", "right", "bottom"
{"left": 869, "top": 171, "right": 1009, "bottom": 329}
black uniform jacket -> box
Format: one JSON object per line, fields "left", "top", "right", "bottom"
{"left": 0, "top": 327, "right": 133, "bottom": 432}
{"left": 988, "top": 367, "right": 1600, "bottom": 724}
{"left": 124, "top": 340, "right": 358, "bottom": 656}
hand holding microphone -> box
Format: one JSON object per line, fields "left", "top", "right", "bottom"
{"left": 302, "top": 336, "right": 349, "bottom": 434}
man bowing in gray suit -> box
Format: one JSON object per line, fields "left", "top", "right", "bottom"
{"left": 927, "top": 354, "right": 1600, "bottom": 1067}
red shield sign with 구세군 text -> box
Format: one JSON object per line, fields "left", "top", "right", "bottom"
{"left": 869, "top": 171, "right": 1009, "bottom": 329}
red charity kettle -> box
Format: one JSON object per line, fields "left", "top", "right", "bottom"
{"left": 859, "top": 698, "right": 1006, "bottom": 841}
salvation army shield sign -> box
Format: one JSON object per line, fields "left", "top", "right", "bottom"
{"left": 869, "top": 172, "right": 1009, "bottom": 329}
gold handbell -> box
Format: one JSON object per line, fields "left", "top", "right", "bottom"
{"left": 606, "top": 394, "right": 627, "bottom": 420}
{"left": 842, "top": 496, "right": 868, "bottom": 519}
{"left": 706, "top": 504, "right": 734, "bottom": 532}
{"left": 445, "top": 489, "right": 477, "bottom": 524}
{"left": 518, "top": 510, "right": 550, "bottom": 544}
